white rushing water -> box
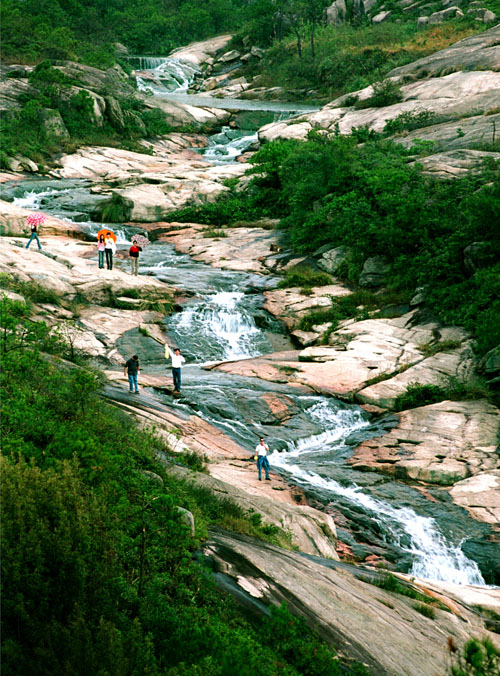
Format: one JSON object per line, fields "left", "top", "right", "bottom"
{"left": 13, "top": 188, "right": 71, "bottom": 210}
{"left": 170, "top": 290, "right": 263, "bottom": 361}
{"left": 269, "top": 401, "right": 485, "bottom": 585}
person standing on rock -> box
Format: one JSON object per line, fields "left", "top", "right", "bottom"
{"left": 124, "top": 354, "right": 140, "bottom": 393}
{"left": 25, "top": 220, "right": 42, "bottom": 250}
{"left": 129, "top": 239, "right": 142, "bottom": 276}
{"left": 104, "top": 233, "right": 116, "bottom": 270}
{"left": 170, "top": 348, "right": 185, "bottom": 394}
{"left": 97, "top": 234, "right": 106, "bottom": 269}
{"left": 255, "top": 437, "right": 271, "bottom": 481}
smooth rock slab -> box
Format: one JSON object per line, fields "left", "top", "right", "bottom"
{"left": 450, "top": 471, "right": 500, "bottom": 524}
{"left": 357, "top": 343, "right": 474, "bottom": 409}
{"left": 263, "top": 284, "right": 351, "bottom": 331}
{"left": 205, "top": 530, "right": 498, "bottom": 676}
{"left": 351, "top": 400, "right": 500, "bottom": 485}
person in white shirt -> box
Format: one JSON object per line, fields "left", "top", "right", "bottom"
{"left": 104, "top": 233, "right": 116, "bottom": 270}
{"left": 170, "top": 348, "right": 185, "bottom": 393}
{"left": 255, "top": 437, "right": 271, "bottom": 481}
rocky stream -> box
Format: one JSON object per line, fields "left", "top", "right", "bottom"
{"left": 1, "top": 36, "right": 499, "bottom": 675}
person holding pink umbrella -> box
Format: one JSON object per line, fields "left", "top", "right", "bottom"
{"left": 25, "top": 213, "right": 45, "bottom": 250}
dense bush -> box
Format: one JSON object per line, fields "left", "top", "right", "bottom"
{"left": 180, "top": 133, "right": 499, "bottom": 356}
{"left": 1, "top": 0, "right": 249, "bottom": 63}
{"left": 1, "top": 295, "right": 364, "bottom": 676}
{"left": 449, "top": 637, "right": 500, "bottom": 676}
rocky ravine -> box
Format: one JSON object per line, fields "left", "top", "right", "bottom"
{"left": 1, "top": 221, "right": 499, "bottom": 674}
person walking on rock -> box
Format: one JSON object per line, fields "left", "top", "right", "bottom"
{"left": 170, "top": 348, "right": 185, "bottom": 394}
{"left": 97, "top": 234, "right": 106, "bottom": 269}
{"left": 129, "top": 239, "right": 142, "bottom": 276}
{"left": 104, "top": 233, "right": 116, "bottom": 270}
{"left": 26, "top": 220, "right": 42, "bottom": 250}
{"left": 124, "top": 354, "right": 140, "bottom": 394}
{"left": 255, "top": 437, "right": 271, "bottom": 481}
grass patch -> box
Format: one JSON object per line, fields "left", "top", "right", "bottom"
{"left": 203, "top": 228, "right": 227, "bottom": 238}
{"left": 0, "top": 273, "right": 61, "bottom": 307}
{"left": 418, "top": 339, "right": 462, "bottom": 357}
{"left": 278, "top": 265, "right": 332, "bottom": 289}
{"left": 413, "top": 602, "right": 436, "bottom": 619}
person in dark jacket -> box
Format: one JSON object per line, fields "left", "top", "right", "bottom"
{"left": 129, "top": 240, "right": 142, "bottom": 276}
{"left": 124, "top": 355, "right": 140, "bottom": 393}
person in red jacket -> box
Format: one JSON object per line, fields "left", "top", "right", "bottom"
{"left": 129, "top": 239, "right": 142, "bottom": 276}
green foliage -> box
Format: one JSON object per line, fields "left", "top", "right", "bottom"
{"left": 413, "top": 602, "right": 436, "bottom": 619}
{"left": 383, "top": 110, "right": 444, "bottom": 135}
{"left": 211, "top": 134, "right": 499, "bottom": 357}
{"left": 141, "top": 109, "right": 174, "bottom": 137}
{"left": 278, "top": 265, "right": 332, "bottom": 288}
{"left": 99, "top": 193, "right": 133, "bottom": 223}
{"left": 354, "top": 79, "right": 403, "bottom": 109}
{"left": 449, "top": 638, "right": 500, "bottom": 676}
{"left": 394, "top": 383, "right": 447, "bottom": 411}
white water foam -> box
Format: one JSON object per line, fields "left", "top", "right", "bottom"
{"left": 269, "top": 401, "right": 485, "bottom": 586}
{"left": 173, "top": 291, "right": 261, "bottom": 361}
{"left": 13, "top": 188, "right": 72, "bottom": 210}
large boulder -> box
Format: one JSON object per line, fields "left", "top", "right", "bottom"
{"left": 351, "top": 400, "right": 500, "bottom": 485}
{"left": 358, "top": 255, "right": 390, "bottom": 287}
{"left": 395, "top": 112, "right": 500, "bottom": 152}
{"left": 479, "top": 345, "right": 500, "bottom": 377}
{"left": 387, "top": 24, "right": 500, "bottom": 78}
{"left": 317, "top": 245, "right": 353, "bottom": 275}
{"left": 326, "top": 0, "right": 347, "bottom": 25}
{"left": 0, "top": 200, "right": 88, "bottom": 239}
{"left": 39, "top": 109, "right": 69, "bottom": 140}
{"left": 104, "top": 96, "right": 125, "bottom": 129}
{"left": 450, "top": 471, "right": 500, "bottom": 524}
{"left": 169, "top": 465, "right": 339, "bottom": 559}
{"left": 428, "top": 6, "right": 464, "bottom": 23}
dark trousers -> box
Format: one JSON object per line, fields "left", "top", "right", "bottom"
{"left": 257, "top": 456, "right": 270, "bottom": 480}
{"left": 105, "top": 249, "right": 113, "bottom": 270}
{"left": 26, "top": 233, "right": 42, "bottom": 250}
{"left": 172, "top": 367, "right": 181, "bottom": 391}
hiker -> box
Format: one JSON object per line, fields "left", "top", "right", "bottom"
{"left": 26, "top": 221, "right": 42, "bottom": 250}
{"left": 129, "top": 239, "right": 142, "bottom": 276}
{"left": 97, "top": 234, "right": 106, "bottom": 269}
{"left": 170, "top": 348, "right": 185, "bottom": 394}
{"left": 124, "top": 354, "right": 140, "bottom": 393}
{"left": 104, "top": 233, "right": 116, "bottom": 270}
{"left": 255, "top": 437, "right": 271, "bottom": 481}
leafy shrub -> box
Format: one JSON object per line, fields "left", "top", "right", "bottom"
{"left": 394, "top": 383, "right": 446, "bottom": 411}
{"left": 354, "top": 79, "right": 403, "bottom": 109}
{"left": 449, "top": 637, "right": 500, "bottom": 676}
{"left": 99, "top": 193, "right": 132, "bottom": 223}
{"left": 278, "top": 265, "right": 332, "bottom": 289}
{"left": 384, "top": 110, "right": 443, "bottom": 135}
{"left": 203, "top": 228, "right": 228, "bottom": 238}
{"left": 141, "top": 108, "right": 174, "bottom": 137}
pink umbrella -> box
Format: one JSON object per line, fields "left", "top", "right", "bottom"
{"left": 132, "top": 234, "right": 150, "bottom": 248}
{"left": 26, "top": 213, "right": 46, "bottom": 226}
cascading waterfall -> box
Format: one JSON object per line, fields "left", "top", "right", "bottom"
{"left": 269, "top": 401, "right": 485, "bottom": 586}
{"left": 136, "top": 57, "right": 200, "bottom": 95}
{"left": 169, "top": 290, "right": 265, "bottom": 362}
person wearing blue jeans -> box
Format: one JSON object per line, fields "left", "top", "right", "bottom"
{"left": 124, "top": 355, "right": 140, "bottom": 393}
{"left": 170, "top": 348, "right": 185, "bottom": 394}
{"left": 26, "top": 225, "right": 42, "bottom": 250}
{"left": 255, "top": 438, "right": 271, "bottom": 481}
